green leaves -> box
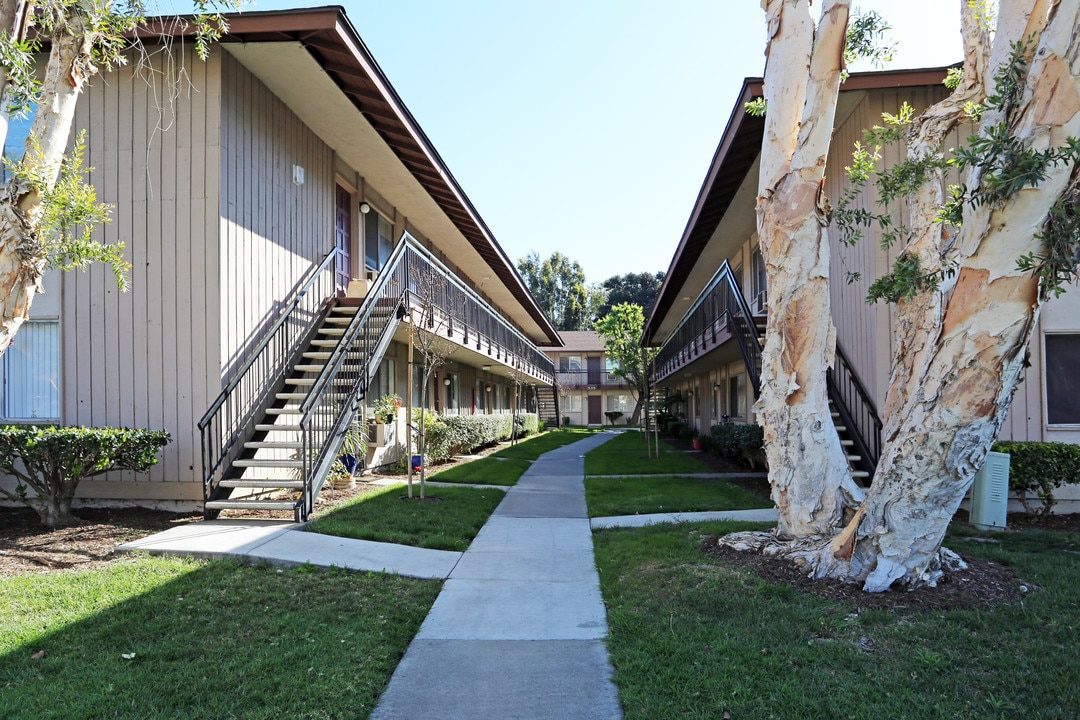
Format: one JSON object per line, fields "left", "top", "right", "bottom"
{"left": 517, "top": 250, "right": 591, "bottom": 331}
{"left": 0, "top": 425, "right": 171, "bottom": 526}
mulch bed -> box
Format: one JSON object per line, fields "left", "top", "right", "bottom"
{"left": 703, "top": 537, "right": 1027, "bottom": 612}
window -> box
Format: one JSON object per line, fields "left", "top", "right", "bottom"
{"left": 364, "top": 209, "right": 394, "bottom": 272}
{"left": 476, "top": 379, "right": 487, "bottom": 412}
{"left": 367, "top": 357, "right": 396, "bottom": 407}
{"left": 606, "top": 394, "right": 633, "bottom": 413}
{"left": 561, "top": 394, "right": 583, "bottom": 413}
{"left": 751, "top": 247, "right": 767, "bottom": 314}
{"left": 445, "top": 373, "right": 459, "bottom": 414}
{"left": 2, "top": 109, "right": 33, "bottom": 184}
{"left": 2, "top": 320, "right": 60, "bottom": 421}
{"left": 559, "top": 355, "right": 581, "bottom": 371}
{"left": 729, "top": 374, "right": 746, "bottom": 419}
{"left": 1046, "top": 334, "right": 1080, "bottom": 424}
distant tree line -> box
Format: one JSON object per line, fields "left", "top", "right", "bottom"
{"left": 516, "top": 250, "right": 663, "bottom": 332}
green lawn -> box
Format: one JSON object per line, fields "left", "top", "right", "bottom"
{"left": 594, "top": 520, "right": 1080, "bottom": 720}
{"left": 307, "top": 483, "right": 504, "bottom": 551}
{"left": 585, "top": 475, "right": 772, "bottom": 518}
{"left": 427, "top": 456, "right": 531, "bottom": 485}
{"left": 0, "top": 557, "right": 440, "bottom": 720}
{"left": 428, "top": 428, "right": 597, "bottom": 485}
{"left": 585, "top": 431, "right": 714, "bottom": 475}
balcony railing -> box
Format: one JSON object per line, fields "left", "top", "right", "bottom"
{"left": 653, "top": 260, "right": 762, "bottom": 393}
{"left": 555, "top": 370, "right": 630, "bottom": 388}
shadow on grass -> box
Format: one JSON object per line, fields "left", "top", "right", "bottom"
{"left": 0, "top": 557, "right": 440, "bottom": 720}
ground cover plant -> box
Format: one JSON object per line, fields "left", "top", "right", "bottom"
{"left": 0, "top": 556, "right": 440, "bottom": 720}
{"left": 584, "top": 475, "right": 772, "bottom": 518}
{"left": 584, "top": 431, "right": 715, "bottom": 476}
{"left": 306, "top": 483, "right": 504, "bottom": 551}
{"left": 593, "top": 520, "right": 1080, "bottom": 720}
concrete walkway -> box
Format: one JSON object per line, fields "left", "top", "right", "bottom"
{"left": 370, "top": 430, "right": 624, "bottom": 720}
{"left": 119, "top": 432, "right": 780, "bottom": 719}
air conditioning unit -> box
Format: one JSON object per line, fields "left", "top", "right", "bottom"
{"left": 970, "top": 451, "right": 1010, "bottom": 531}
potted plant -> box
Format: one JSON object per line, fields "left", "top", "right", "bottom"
{"left": 338, "top": 420, "right": 368, "bottom": 477}
{"left": 373, "top": 394, "right": 403, "bottom": 424}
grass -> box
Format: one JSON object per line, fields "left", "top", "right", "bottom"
{"left": 428, "top": 428, "right": 598, "bottom": 485}
{"left": 584, "top": 430, "right": 715, "bottom": 475}
{"left": 585, "top": 475, "right": 772, "bottom": 518}
{"left": 307, "top": 483, "right": 504, "bottom": 551}
{"left": 0, "top": 556, "right": 440, "bottom": 720}
{"left": 593, "top": 520, "right": 1080, "bottom": 720}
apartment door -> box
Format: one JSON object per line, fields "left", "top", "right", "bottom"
{"left": 335, "top": 185, "right": 352, "bottom": 293}
{"left": 587, "top": 356, "right": 601, "bottom": 385}
{"left": 588, "top": 395, "right": 602, "bottom": 425}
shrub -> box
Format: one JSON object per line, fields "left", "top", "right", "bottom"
{"left": 992, "top": 441, "right": 1080, "bottom": 515}
{"left": 0, "top": 426, "right": 171, "bottom": 528}
{"left": 710, "top": 423, "right": 767, "bottom": 469}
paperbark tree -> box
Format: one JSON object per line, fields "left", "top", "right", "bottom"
{"left": 725, "top": 0, "right": 1080, "bottom": 591}
{"left": 0, "top": 0, "right": 229, "bottom": 356}
{"left": 752, "top": 0, "right": 863, "bottom": 538}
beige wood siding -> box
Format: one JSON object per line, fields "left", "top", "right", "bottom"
{"left": 827, "top": 85, "right": 958, "bottom": 410}
{"left": 56, "top": 49, "right": 222, "bottom": 493}
{"left": 218, "top": 53, "right": 335, "bottom": 376}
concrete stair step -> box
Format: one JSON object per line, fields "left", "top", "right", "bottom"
{"left": 851, "top": 470, "right": 870, "bottom": 479}
{"left": 233, "top": 459, "right": 305, "bottom": 468}
{"left": 318, "top": 328, "right": 346, "bottom": 337}
{"left": 293, "top": 364, "right": 328, "bottom": 373}
{"left": 219, "top": 479, "right": 304, "bottom": 489}
{"left": 205, "top": 500, "right": 295, "bottom": 512}
{"left": 255, "top": 423, "right": 302, "bottom": 432}
{"left": 303, "top": 351, "right": 333, "bottom": 360}
{"left": 244, "top": 440, "right": 304, "bottom": 449}
{"left": 311, "top": 339, "right": 339, "bottom": 347}
{"left": 331, "top": 306, "right": 359, "bottom": 315}
{"left": 846, "top": 455, "right": 862, "bottom": 463}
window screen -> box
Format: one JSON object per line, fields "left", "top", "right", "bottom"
{"left": 1046, "top": 334, "right": 1080, "bottom": 424}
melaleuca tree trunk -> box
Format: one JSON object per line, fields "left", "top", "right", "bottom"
{"left": 852, "top": 0, "right": 1080, "bottom": 591}
{"left": 753, "top": 0, "right": 864, "bottom": 538}
{"left": 0, "top": 11, "right": 94, "bottom": 354}
{"left": 727, "top": 0, "right": 1080, "bottom": 591}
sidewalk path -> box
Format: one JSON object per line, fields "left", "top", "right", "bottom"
{"left": 370, "top": 430, "right": 624, "bottom": 720}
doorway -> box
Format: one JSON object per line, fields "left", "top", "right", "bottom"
{"left": 335, "top": 184, "right": 352, "bottom": 293}
{"left": 588, "top": 395, "right": 602, "bottom": 425}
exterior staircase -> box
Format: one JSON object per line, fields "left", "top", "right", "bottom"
{"left": 536, "top": 383, "right": 560, "bottom": 428}
{"left": 203, "top": 304, "right": 362, "bottom": 516}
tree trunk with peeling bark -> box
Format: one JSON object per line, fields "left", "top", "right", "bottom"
{"left": 728, "top": 0, "right": 1080, "bottom": 591}
{"left": 0, "top": 12, "right": 95, "bottom": 355}
{"left": 754, "top": 0, "right": 863, "bottom": 538}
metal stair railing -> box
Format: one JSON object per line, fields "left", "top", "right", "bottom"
{"left": 651, "top": 259, "right": 882, "bottom": 477}
{"left": 654, "top": 260, "right": 762, "bottom": 394}
{"left": 827, "top": 340, "right": 883, "bottom": 477}
{"left": 197, "top": 247, "right": 339, "bottom": 511}
{"left": 295, "top": 233, "right": 557, "bottom": 519}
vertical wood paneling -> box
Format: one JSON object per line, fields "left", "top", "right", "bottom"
{"left": 217, "top": 53, "right": 333, "bottom": 375}
{"left": 56, "top": 46, "right": 222, "bottom": 491}
{"left": 828, "top": 85, "right": 953, "bottom": 411}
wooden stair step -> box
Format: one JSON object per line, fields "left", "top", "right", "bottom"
{"left": 219, "top": 479, "right": 305, "bottom": 489}
{"left": 331, "top": 306, "right": 359, "bottom": 315}
{"left": 205, "top": 500, "right": 296, "bottom": 512}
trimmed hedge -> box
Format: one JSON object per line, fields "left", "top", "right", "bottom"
{"left": 412, "top": 412, "right": 539, "bottom": 465}
{"left": 0, "top": 425, "right": 171, "bottom": 527}
{"left": 709, "top": 423, "right": 767, "bottom": 469}
{"left": 992, "top": 441, "right": 1080, "bottom": 515}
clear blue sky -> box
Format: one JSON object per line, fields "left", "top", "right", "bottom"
{"left": 236, "top": 1, "right": 963, "bottom": 283}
